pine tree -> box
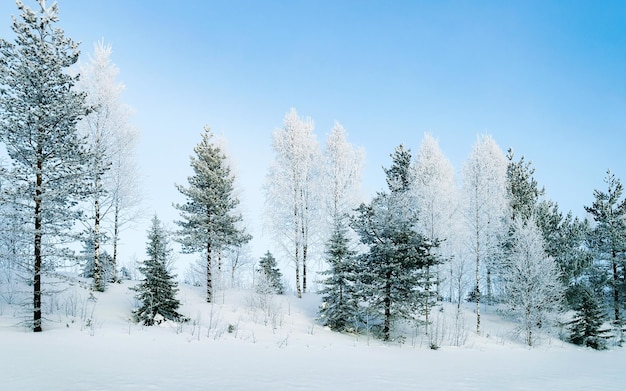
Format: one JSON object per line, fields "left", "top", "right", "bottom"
{"left": 174, "top": 127, "right": 250, "bottom": 303}
{"left": 257, "top": 251, "right": 284, "bottom": 295}
{"left": 0, "top": 1, "right": 91, "bottom": 332}
{"left": 568, "top": 287, "right": 610, "bottom": 350}
{"left": 352, "top": 145, "right": 441, "bottom": 341}
{"left": 133, "top": 215, "right": 183, "bottom": 326}
{"left": 584, "top": 170, "right": 626, "bottom": 329}
{"left": 318, "top": 221, "right": 359, "bottom": 332}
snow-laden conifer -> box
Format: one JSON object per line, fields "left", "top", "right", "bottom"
{"left": 133, "top": 215, "right": 183, "bottom": 326}
{"left": 318, "top": 221, "right": 359, "bottom": 332}
{"left": 584, "top": 170, "right": 626, "bottom": 331}
{"left": 257, "top": 251, "right": 284, "bottom": 295}
{"left": 352, "top": 145, "right": 441, "bottom": 341}
{"left": 568, "top": 287, "right": 610, "bottom": 350}
{"left": 174, "top": 127, "right": 250, "bottom": 303}
{"left": 0, "top": 0, "right": 91, "bottom": 331}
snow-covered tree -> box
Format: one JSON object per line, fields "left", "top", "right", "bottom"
{"left": 257, "top": 251, "right": 284, "bottom": 295}
{"left": 461, "top": 135, "right": 508, "bottom": 334}
{"left": 584, "top": 170, "right": 626, "bottom": 329}
{"left": 174, "top": 127, "right": 250, "bottom": 303}
{"left": 568, "top": 287, "right": 610, "bottom": 350}
{"left": 132, "top": 215, "right": 183, "bottom": 326}
{"left": 318, "top": 220, "right": 359, "bottom": 332}
{"left": 322, "top": 121, "right": 364, "bottom": 226}
{"left": 502, "top": 216, "right": 564, "bottom": 347}
{"left": 0, "top": 0, "right": 91, "bottom": 332}
{"left": 352, "top": 145, "right": 441, "bottom": 341}
{"left": 76, "top": 40, "right": 141, "bottom": 287}
{"left": 265, "top": 109, "right": 321, "bottom": 298}
{"left": 411, "top": 133, "right": 457, "bottom": 332}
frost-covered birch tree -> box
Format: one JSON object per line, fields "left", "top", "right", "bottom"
{"left": 411, "top": 133, "right": 457, "bottom": 332}
{"left": 0, "top": 0, "right": 90, "bottom": 332}
{"left": 502, "top": 216, "right": 564, "bottom": 346}
{"left": 76, "top": 40, "right": 139, "bottom": 289}
{"left": 322, "top": 121, "right": 364, "bottom": 226}
{"left": 265, "top": 109, "right": 321, "bottom": 298}
{"left": 461, "top": 135, "right": 508, "bottom": 334}
{"left": 174, "top": 127, "right": 250, "bottom": 303}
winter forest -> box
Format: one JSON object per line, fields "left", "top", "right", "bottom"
{"left": 0, "top": 1, "right": 624, "bottom": 389}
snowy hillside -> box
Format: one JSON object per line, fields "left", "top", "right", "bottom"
{"left": 1, "top": 280, "right": 624, "bottom": 390}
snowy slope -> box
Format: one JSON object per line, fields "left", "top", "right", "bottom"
{"left": 1, "top": 281, "right": 624, "bottom": 390}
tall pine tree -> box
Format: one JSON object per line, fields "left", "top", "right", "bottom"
{"left": 174, "top": 127, "right": 250, "bottom": 303}
{"left": 0, "top": 0, "right": 91, "bottom": 332}
{"left": 352, "top": 145, "right": 441, "bottom": 341}
{"left": 133, "top": 215, "right": 183, "bottom": 326}
{"left": 585, "top": 170, "right": 626, "bottom": 329}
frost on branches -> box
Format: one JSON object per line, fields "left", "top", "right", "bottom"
{"left": 0, "top": 0, "right": 91, "bottom": 332}
{"left": 502, "top": 216, "right": 564, "bottom": 346}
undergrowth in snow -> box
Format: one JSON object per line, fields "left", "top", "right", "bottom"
{"left": 0, "top": 278, "right": 624, "bottom": 390}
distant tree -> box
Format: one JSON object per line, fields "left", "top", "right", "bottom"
{"left": 461, "top": 135, "right": 508, "bottom": 334}
{"left": 174, "top": 127, "right": 250, "bottom": 303}
{"left": 76, "top": 40, "right": 141, "bottom": 286}
{"left": 568, "top": 287, "right": 610, "bottom": 350}
{"left": 318, "top": 221, "right": 359, "bottom": 332}
{"left": 352, "top": 145, "right": 441, "bottom": 341}
{"left": 132, "top": 215, "right": 183, "bottom": 326}
{"left": 257, "top": 251, "right": 284, "bottom": 294}
{"left": 265, "top": 109, "right": 321, "bottom": 298}
{"left": 0, "top": 1, "right": 91, "bottom": 332}
{"left": 502, "top": 216, "right": 564, "bottom": 347}
{"left": 584, "top": 170, "right": 626, "bottom": 330}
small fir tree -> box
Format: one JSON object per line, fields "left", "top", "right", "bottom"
{"left": 257, "top": 251, "right": 284, "bottom": 294}
{"left": 133, "top": 215, "right": 183, "bottom": 326}
{"left": 568, "top": 288, "right": 610, "bottom": 350}
{"left": 318, "top": 221, "right": 359, "bottom": 332}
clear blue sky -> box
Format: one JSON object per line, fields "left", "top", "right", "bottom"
{"left": 1, "top": 1, "right": 624, "bottom": 265}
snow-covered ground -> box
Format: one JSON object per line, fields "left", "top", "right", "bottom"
{"left": 1, "top": 281, "right": 624, "bottom": 390}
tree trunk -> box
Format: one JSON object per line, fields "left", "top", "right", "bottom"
{"left": 475, "top": 252, "right": 481, "bottom": 335}
{"left": 294, "top": 203, "right": 301, "bottom": 298}
{"left": 613, "top": 250, "right": 620, "bottom": 326}
{"left": 33, "top": 156, "right": 43, "bottom": 333}
{"left": 383, "top": 271, "right": 392, "bottom": 341}
{"left": 302, "top": 241, "right": 307, "bottom": 294}
{"left": 206, "top": 241, "right": 213, "bottom": 303}
{"left": 112, "top": 200, "right": 119, "bottom": 282}
{"left": 94, "top": 198, "right": 102, "bottom": 291}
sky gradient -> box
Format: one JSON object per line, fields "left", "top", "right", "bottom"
{"left": 0, "top": 1, "right": 624, "bottom": 266}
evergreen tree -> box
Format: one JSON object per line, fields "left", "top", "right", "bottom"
{"left": 318, "top": 221, "right": 359, "bottom": 332}
{"left": 568, "top": 287, "right": 610, "bottom": 350}
{"left": 584, "top": 170, "right": 626, "bottom": 329}
{"left": 257, "top": 251, "right": 284, "bottom": 295}
{"left": 0, "top": 1, "right": 91, "bottom": 332}
{"left": 352, "top": 145, "right": 441, "bottom": 341}
{"left": 133, "top": 215, "right": 183, "bottom": 326}
{"left": 174, "top": 127, "right": 251, "bottom": 303}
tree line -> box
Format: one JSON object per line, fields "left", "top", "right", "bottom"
{"left": 0, "top": 1, "right": 623, "bottom": 351}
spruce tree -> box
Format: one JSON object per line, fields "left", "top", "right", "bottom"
{"left": 174, "top": 127, "right": 251, "bottom": 303}
{"left": 0, "top": 1, "right": 91, "bottom": 332}
{"left": 133, "top": 215, "right": 183, "bottom": 326}
{"left": 318, "top": 221, "right": 359, "bottom": 332}
{"left": 257, "top": 251, "right": 284, "bottom": 294}
{"left": 568, "top": 288, "right": 610, "bottom": 350}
